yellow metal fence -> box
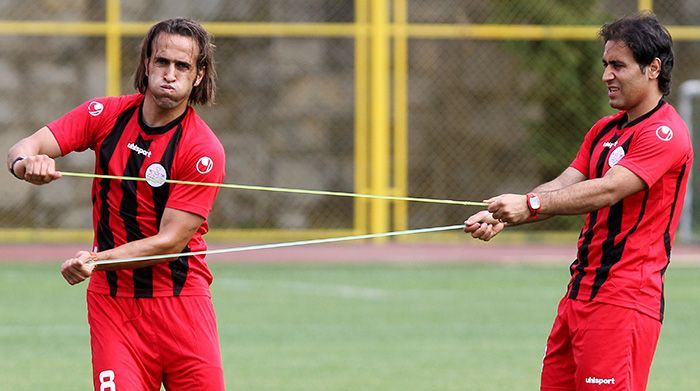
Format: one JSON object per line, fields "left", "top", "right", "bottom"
{"left": 1, "top": 0, "right": 699, "bottom": 242}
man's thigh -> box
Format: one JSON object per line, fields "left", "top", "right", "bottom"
{"left": 88, "top": 292, "right": 162, "bottom": 391}
{"left": 157, "top": 295, "right": 225, "bottom": 391}
{"left": 541, "top": 298, "right": 661, "bottom": 391}
{"left": 541, "top": 297, "right": 576, "bottom": 391}
{"left": 572, "top": 301, "right": 661, "bottom": 391}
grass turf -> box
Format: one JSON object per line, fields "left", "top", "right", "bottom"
{"left": 0, "top": 262, "right": 698, "bottom": 390}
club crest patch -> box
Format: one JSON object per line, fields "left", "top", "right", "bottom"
{"left": 196, "top": 156, "right": 214, "bottom": 174}
{"left": 656, "top": 125, "right": 673, "bottom": 141}
{"left": 88, "top": 101, "right": 104, "bottom": 117}
{"left": 145, "top": 163, "right": 167, "bottom": 187}
{"left": 608, "top": 146, "right": 625, "bottom": 167}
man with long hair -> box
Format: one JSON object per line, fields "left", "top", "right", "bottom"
{"left": 7, "top": 18, "right": 226, "bottom": 390}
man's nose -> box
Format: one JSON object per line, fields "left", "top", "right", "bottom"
{"left": 164, "top": 64, "right": 176, "bottom": 81}
{"left": 602, "top": 68, "right": 614, "bottom": 82}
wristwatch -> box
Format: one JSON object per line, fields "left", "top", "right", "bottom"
{"left": 526, "top": 193, "right": 541, "bottom": 218}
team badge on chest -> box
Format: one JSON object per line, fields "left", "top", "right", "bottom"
{"left": 145, "top": 163, "right": 167, "bottom": 187}
{"left": 608, "top": 146, "right": 625, "bottom": 167}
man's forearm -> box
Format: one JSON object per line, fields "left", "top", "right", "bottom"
{"left": 538, "top": 177, "right": 619, "bottom": 216}
{"left": 92, "top": 234, "right": 188, "bottom": 271}
{"left": 537, "top": 165, "right": 648, "bottom": 216}
{"left": 509, "top": 178, "right": 566, "bottom": 225}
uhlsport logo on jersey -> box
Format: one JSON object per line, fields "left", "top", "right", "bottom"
{"left": 585, "top": 376, "right": 615, "bottom": 385}
{"left": 656, "top": 125, "right": 673, "bottom": 141}
{"left": 145, "top": 163, "right": 167, "bottom": 187}
{"left": 196, "top": 156, "right": 214, "bottom": 174}
{"left": 88, "top": 101, "right": 104, "bottom": 117}
{"left": 608, "top": 146, "right": 625, "bottom": 167}
{"left": 127, "top": 142, "right": 152, "bottom": 158}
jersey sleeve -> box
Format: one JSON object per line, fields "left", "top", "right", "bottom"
{"left": 617, "top": 123, "right": 690, "bottom": 187}
{"left": 167, "top": 137, "right": 226, "bottom": 220}
{"left": 569, "top": 124, "right": 598, "bottom": 177}
{"left": 46, "top": 97, "right": 117, "bottom": 154}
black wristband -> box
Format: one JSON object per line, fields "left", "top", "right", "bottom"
{"left": 10, "top": 156, "right": 25, "bottom": 180}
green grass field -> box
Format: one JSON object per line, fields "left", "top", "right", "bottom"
{"left": 1, "top": 261, "right": 699, "bottom": 390}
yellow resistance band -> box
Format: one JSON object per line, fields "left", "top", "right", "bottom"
{"left": 60, "top": 171, "right": 487, "bottom": 207}
{"left": 90, "top": 224, "right": 466, "bottom": 266}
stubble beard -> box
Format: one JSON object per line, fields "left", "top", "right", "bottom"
{"left": 153, "top": 95, "right": 180, "bottom": 110}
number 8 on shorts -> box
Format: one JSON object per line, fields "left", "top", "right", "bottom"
{"left": 99, "top": 370, "right": 116, "bottom": 391}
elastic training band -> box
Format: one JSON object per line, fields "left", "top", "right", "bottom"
{"left": 59, "top": 171, "right": 487, "bottom": 207}
{"left": 90, "top": 224, "right": 466, "bottom": 266}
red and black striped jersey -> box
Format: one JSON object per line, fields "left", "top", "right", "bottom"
{"left": 567, "top": 100, "right": 693, "bottom": 321}
{"left": 47, "top": 94, "right": 225, "bottom": 298}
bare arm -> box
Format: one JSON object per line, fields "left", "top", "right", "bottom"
{"left": 502, "top": 167, "right": 588, "bottom": 224}
{"left": 7, "top": 126, "right": 63, "bottom": 184}
{"left": 487, "top": 165, "right": 645, "bottom": 224}
{"left": 537, "top": 165, "right": 645, "bottom": 215}
{"left": 532, "top": 167, "right": 587, "bottom": 193}
{"left": 60, "top": 208, "right": 204, "bottom": 285}
{"left": 464, "top": 167, "right": 587, "bottom": 241}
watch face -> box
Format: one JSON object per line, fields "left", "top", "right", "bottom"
{"left": 529, "top": 196, "right": 541, "bottom": 209}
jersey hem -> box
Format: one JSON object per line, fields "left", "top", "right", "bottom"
{"left": 166, "top": 200, "right": 210, "bottom": 220}
{"left": 46, "top": 124, "right": 69, "bottom": 156}
{"left": 616, "top": 161, "right": 653, "bottom": 188}
{"left": 87, "top": 286, "right": 212, "bottom": 298}
{"left": 567, "top": 295, "right": 661, "bottom": 322}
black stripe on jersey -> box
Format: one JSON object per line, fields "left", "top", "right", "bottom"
{"left": 569, "top": 214, "right": 597, "bottom": 299}
{"left": 152, "top": 124, "right": 189, "bottom": 296}
{"left": 589, "top": 136, "right": 638, "bottom": 300}
{"left": 590, "top": 190, "right": 648, "bottom": 300}
{"left": 663, "top": 163, "right": 687, "bottom": 260}
{"left": 170, "top": 246, "right": 190, "bottom": 296}
{"left": 120, "top": 135, "right": 154, "bottom": 298}
{"left": 153, "top": 125, "right": 184, "bottom": 227}
{"left": 659, "top": 162, "right": 688, "bottom": 321}
{"left": 121, "top": 136, "right": 152, "bottom": 242}
{"left": 568, "top": 117, "right": 622, "bottom": 299}
{"left": 97, "top": 105, "right": 138, "bottom": 297}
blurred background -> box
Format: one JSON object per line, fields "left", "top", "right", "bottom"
{"left": 1, "top": 0, "right": 699, "bottom": 244}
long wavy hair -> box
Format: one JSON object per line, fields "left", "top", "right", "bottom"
{"left": 133, "top": 18, "right": 217, "bottom": 105}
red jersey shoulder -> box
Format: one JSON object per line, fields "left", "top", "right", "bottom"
{"left": 639, "top": 104, "right": 691, "bottom": 147}
{"left": 173, "top": 110, "right": 226, "bottom": 183}
{"left": 627, "top": 104, "right": 692, "bottom": 163}
{"left": 90, "top": 94, "right": 143, "bottom": 119}
{"left": 617, "top": 104, "right": 692, "bottom": 187}
{"left": 71, "top": 93, "right": 143, "bottom": 126}
{"left": 47, "top": 94, "right": 143, "bottom": 154}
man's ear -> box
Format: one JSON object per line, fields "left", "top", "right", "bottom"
{"left": 193, "top": 66, "right": 205, "bottom": 87}
{"left": 647, "top": 57, "right": 661, "bottom": 80}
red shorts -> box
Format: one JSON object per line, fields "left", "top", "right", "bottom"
{"left": 540, "top": 297, "right": 661, "bottom": 391}
{"left": 87, "top": 291, "right": 225, "bottom": 391}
